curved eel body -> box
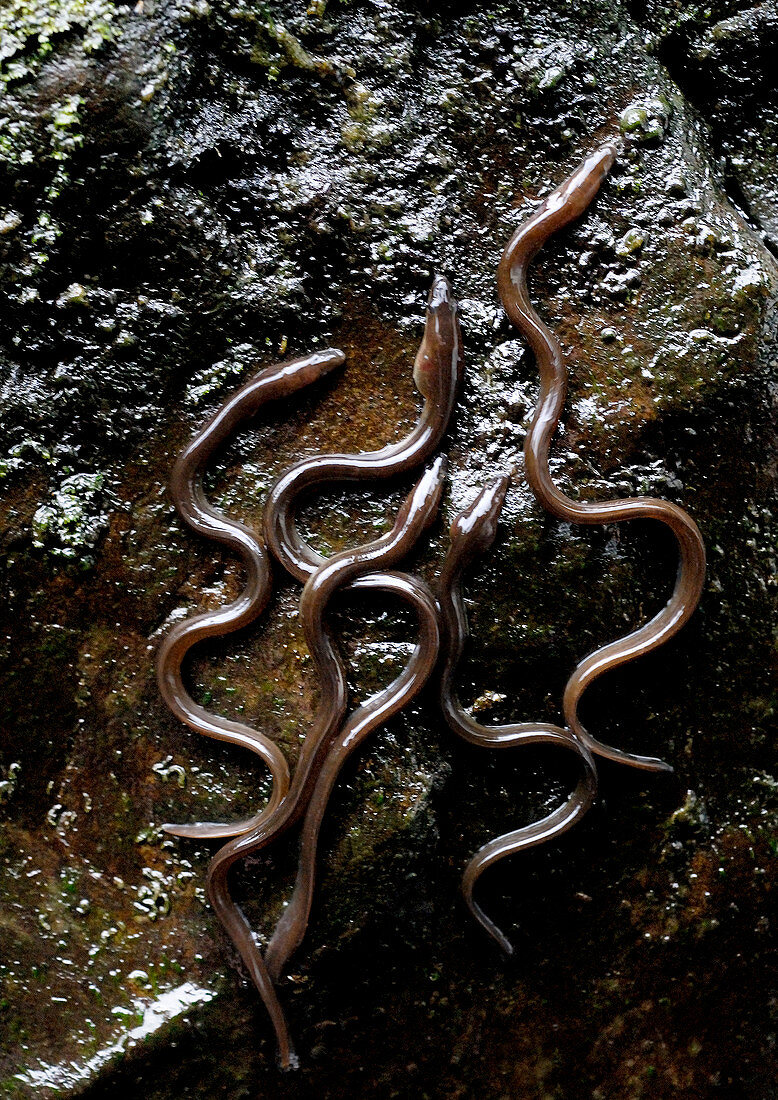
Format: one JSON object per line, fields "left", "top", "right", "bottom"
{"left": 206, "top": 458, "right": 446, "bottom": 1068}
{"left": 157, "top": 349, "right": 345, "bottom": 839}
{"left": 497, "top": 144, "right": 706, "bottom": 773}
{"left": 437, "top": 476, "right": 598, "bottom": 955}
{"left": 263, "top": 274, "right": 463, "bottom": 584}
{"left": 263, "top": 568, "right": 439, "bottom": 981}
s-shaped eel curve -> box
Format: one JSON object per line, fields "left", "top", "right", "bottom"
{"left": 264, "top": 274, "right": 463, "bottom": 584}
{"left": 437, "top": 476, "right": 598, "bottom": 956}
{"left": 497, "top": 143, "right": 706, "bottom": 773}
{"left": 206, "top": 458, "right": 445, "bottom": 1069}
{"left": 263, "top": 567, "right": 439, "bottom": 982}
{"left": 157, "top": 350, "right": 345, "bottom": 840}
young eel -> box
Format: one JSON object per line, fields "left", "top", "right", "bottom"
{"left": 263, "top": 274, "right": 463, "bottom": 584}
{"left": 260, "top": 286, "right": 462, "bottom": 976}
{"left": 206, "top": 459, "right": 445, "bottom": 1068}
{"left": 169, "top": 276, "right": 462, "bottom": 840}
{"left": 263, "top": 568, "right": 439, "bottom": 982}
{"left": 437, "top": 476, "right": 598, "bottom": 956}
{"left": 157, "top": 350, "right": 345, "bottom": 839}
{"left": 497, "top": 143, "right": 706, "bottom": 773}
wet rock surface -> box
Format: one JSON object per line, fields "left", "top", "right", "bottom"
{"left": 1, "top": 0, "right": 778, "bottom": 1096}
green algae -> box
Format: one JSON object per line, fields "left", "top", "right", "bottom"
{"left": 31, "top": 471, "right": 108, "bottom": 565}
{"left": 216, "top": 0, "right": 354, "bottom": 83}
{"left": 0, "top": 0, "right": 116, "bottom": 90}
{"left": 0, "top": 0, "right": 117, "bottom": 192}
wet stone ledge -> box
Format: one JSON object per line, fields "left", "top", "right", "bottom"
{"left": 1, "top": 1, "right": 778, "bottom": 1097}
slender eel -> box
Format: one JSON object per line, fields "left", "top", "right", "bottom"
{"left": 157, "top": 350, "right": 345, "bottom": 839}
{"left": 264, "top": 568, "right": 439, "bottom": 981}
{"left": 497, "top": 144, "right": 706, "bottom": 773}
{"left": 264, "top": 274, "right": 463, "bottom": 584}
{"left": 437, "top": 476, "right": 598, "bottom": 955}
{"left": 206, "top": 458, "right": 446, "bottom": 1068}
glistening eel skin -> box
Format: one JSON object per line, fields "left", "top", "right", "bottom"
{"left": 497, "top": 143, "right": 706, "bottom": 773}
{"left": 177, "top": 277, "right": 458, "bottom": 840}
{"left": 207, "top": 574, "right": 438, "bottom": 1069}
{"left": 263, "top": 568, "right": 439, "bottom": 982}
{"left": 234, "top": 279, "right": 458, "bottom": 844}
{"left": 163, "top": 278, "right": 459, "bottom": 841}
{"left": 437, "top": 476, "right": 598, "bottom": 956}
{"left": 263, "top": 274, "right": 463, "bottom": 584}
{"left": 206, "top": 459, "right": 446, "bottom": 1067}
{"left": 156, "top": 350, "right": 345, "bottom": 840}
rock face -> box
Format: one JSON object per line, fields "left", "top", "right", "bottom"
{"left": 1, "top": 1, "right": 777, "bottom": 1096}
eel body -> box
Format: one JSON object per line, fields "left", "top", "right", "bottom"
{"left": 157, "top": 350, "right": 345, "bottom": 839}
{"left": 497, "top": 145, "right": 706, "bottom": 773}
{"left": 263, "top": 567, "right": 439, "bottom": 981}
{"left": 438, "top": 477, "right": 598, "bottom": 955}
{"left": 206, "top": 459, "right": 446, "bottom": 1067}
{"left": 264, "top": 274, "right": 463, "bottom": 584}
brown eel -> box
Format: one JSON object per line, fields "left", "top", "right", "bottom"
{"left": 263, "top": 274, "right": 463, "bottom": 584}
{"left": 254, "top": 280, "right": 463, "bottom": 977}
{"left": 206, "top": 458, "right": 445, "bottom": 1069}
{"left": 156, "top": 349, "right": 345, "bottom": 839}
{"left": 263, "top": 564, "right": 440, "bottom": 982}
{"left": 265, "top": 567, "right": 442, "bottom": 981}
{"left": 497, "top": 143, "right": 706, "bottom": 773}
{"left": 437, "top": 475, "right": 598, "bottom": 955}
